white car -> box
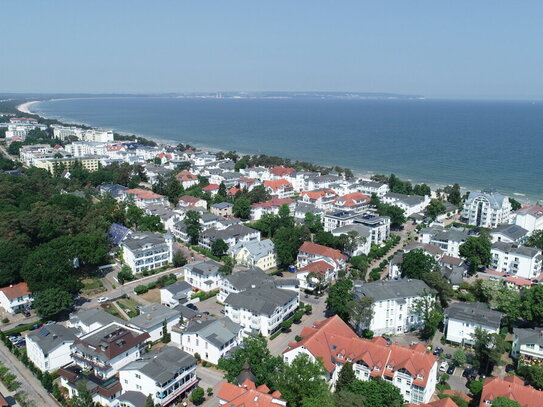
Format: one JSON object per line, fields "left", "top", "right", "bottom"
{"left": 97, "top": 297, "right": 109, "bottom": 303}
{"left": 439, "top": 361, "right": 449, "bottom": 373}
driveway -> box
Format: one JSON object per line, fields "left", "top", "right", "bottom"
{"left": 192, "top": 297, "right": 225, "bottom": 318}
{"left": 197, "top": 365, "right": 224, "bottom": 406}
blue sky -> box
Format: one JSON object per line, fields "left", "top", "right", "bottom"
{"left": 2, "top": 1, "right": 542, "bottom": 99}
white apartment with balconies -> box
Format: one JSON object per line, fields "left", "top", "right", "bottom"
{"left": 461, "top": 190, "right": 512, "bottom": 228}
{"left": 122, "top": 232, "right": 173, "bottom": 273}
{"left": 491, "top": 242, "right": 542, "bottom": 280}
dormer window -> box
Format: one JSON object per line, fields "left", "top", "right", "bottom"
{"left": 417, "top": 374, "right": 423, "bottom": 380}
{"left": 374, "top": 366, "right": 380, "bottom": 371}
{"left": 387, "top": 365, "right": 393, "bottom": 370}
{"left": 338, "top": 354, "right": 343, "bottom": 359}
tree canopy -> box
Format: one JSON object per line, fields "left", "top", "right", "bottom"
{"left": 459, "top": 235, "right": 492, "bottom": 272}
{"left": 400, "top": 249, "right": 437, "bottom": 279}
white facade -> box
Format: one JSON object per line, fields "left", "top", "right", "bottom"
{"left": 491, "top": 242, "right": 542, "bottom": 280}
{"left": 461, "top": 190, "right": 511, "bottom": 228}
{"left": 515, "top": 205, "right": 543, "bottom": 234}
{"left": 122, "top": 232, "right": 174, "bottom": 274}
{"left": 26, "top": 325, "right": 77, "bottom": 372}
{"left": 382, "top": 193, "right": 431, "bottom": 217}
{"left": 0, "top": 283, "right": 33, "bottom": 314}
{"left": 444, "top": 302, "right": 502, "bottom": 346}
{"left": 357, "top": 180, "right": 390, "bottom": 197}
{"left": 183, "top": 260, "right": 222, "bottom": 292}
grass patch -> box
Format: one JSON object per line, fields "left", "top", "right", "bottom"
{"left": 4, "top": 321, "right": 43, "bottom": 336}
{"left": 139, "top": 288, "right": 161, "bottom": 304}
{"left": 101, "top": 303, "right": 120, "bottom": 318}
{"left": 81, "top": 277, "right": 106, "bottom": 295}
{"left": 116, "top": 298, "right": 141, "bottom": 318}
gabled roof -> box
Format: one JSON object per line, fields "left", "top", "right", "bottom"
{"left": 491, "top": 224, "right": 529, "bottom": 241}
{"left": 228, "top": 240, "right": 275, "bottom": 261}
{"left": 480, "top": 376, "right": 543, "bottom": 407}
{"left": 517, "top": 205, "right": 543, "bottom": 218}
{"left": 513, "top": 327, "right": 543, "bottom": 348}
{"left": 264, "top": 179, "right": 292, "bottom": 191}
{"left": 408, "top": 398, "right": 459, "bottom": 407}
{"left": 129, "top": 303, "right": 180, "bottom": 330}
{"left": 217, "top": 379, "right": 286, "bottom": 407}
{"left": 202, "top": 183, "right": 219, "bottom": 191}
{"left": 298, "top": 242, "right": 347, "bottom": 263}
{"left": 183, "top": 317, "right": 242, "bottom": 348}
{"left": 27, "top": 324, "right": 79, "bottom": 354}
{"left": 124, "top": 188, "right": 165, "bottom": 200}
{"left": 354, "top": 279, "right": 433, "bottom": 301}
{"left": 225, "top": 288, "right": 298, "bottom": 316}
{"left": 0, "top": 282, "right": 31, "bottom": 300}
{"left": 268, "top": 165, "right": 295, "bottom": 176}
{"left": 297, "top": 260, "right": 335, "bottom": 275}
{"left": 444, "top": 302, "right": 503, "bottom": 329}
{"left": 251, "top": 198, "right": 294, "bottom": 209}
{"left": 108, "top": 222, "right": 131, "bottom": 245}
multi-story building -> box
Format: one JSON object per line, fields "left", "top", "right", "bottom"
{"left": 174, "top": 317, "right": 243, "bottom": 365}
{"left": 160, "top": 281, "right": 192, "bottom": 308}
{"left": 127, "top": 303, "right": 180, "bottom": 342}
{"left": 119, "top": 346, "right": 197, "bottom": 406}
{"left": 419, "top": 226, "right": 470, "bottom": 258}
{"left": 297, "top": 241, "right": 347, "bottom": 272}
{"left": 479, "top": 376, "right": 543, "bottom": 407}
{"left": 490, "top": 224, "right": 529, "bottom": 245}
{"left": 64, "top": 141, "right": 107, "bottom": 157}
{"left": 356, "top": 180, "right": 390, "bottom": 197}
{"left": 283, "top": 316, "right": 438, "bottom": 405}
{"left": 382, "top": 193, "right": 431, "bottom": 217}
{"left": 250, "top": 198, "right": 295, "bottom": 221}
{"left": 331, "top": 224, "right": 371, "bottom": 256}
{"left": 183, "top": 260, "right": 222, "bottom": 292}
{"left": 26, "top": 325, "right": 79, "bottom": 372}
{"left": 300, "top": 189, "right": 338, "bottom": 211}
{"left": 296, "top": 261, "right": 337, "bottom": 291}
{"left": 263, "top": 179, "right": 294, "bottom": 199}
{"left": 353, "top": 279, "right": 434, "bottom": 335}
{"left": 224, "top": 287, "right": 299, "bottom": 337}
{"left": 461, "top": 190, "right": 511, "bottom": 228}
{"left": 34, "top": 156, "right": 102, "bottom": 173}
{"left": 0, "top": 282, "right": 33, "bottom": 314}
{"left": 444, "top": 302, "right": 502, "bottom": 345}
{"left": 512, "top": 327, "right": 543, "bottom": 364}
{"left": 210, "top": 202, "right": 234, "bottom": 217}
{"left": 198, "top": 224, "right": 260, "bottom": 251}
{"left": 69, "top": 322, "right": 150, "bottom": 379}
{"left": 121, "top": 188, "right": 168, "bottom": 209}
{"left": 122, "top": 232, "right": 174, "bottom": 273}
{"left": 490, "top": 242, "right": 542, "bottom": 280}
{"left": 217, "top": 378, "right": 287, "bottom": 407}
{"left": 332, "top": 192, "right": 370, "bottom": 213}
{"left": 228, "top": 240, "right": 277, "bottom": 270}
{"left": 514, "top": 205, "right": 543, "bottom": 235}
{"left": 67, "top": 308, "right": 124, "bottom": 335}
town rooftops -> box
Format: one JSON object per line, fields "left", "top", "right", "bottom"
{"left": 331, "top": 223, "right": 371, "bottom": 238}
{"left": 513, "top": 327, "right": 543, "bottom": 347}
{"left": 404, "top": 242, "right": 444, "bottom": 256}
{"left": 0, "top": 282, "right": 31, "bottom": 300}
{"left": 490, "top": 224, "right": 529, "bottom": 241}
{"left": 297, "top": 260, "right": 334, "bottom": 275}
{"left": 251, "top": 198, "right": 294, "bottom": 209}
{"left": 128, "top": 303, "right": 179, "bottom": 330}
{"left": 385, "top": 192, "right": 427, "bottom": 205}
{"left": 298, "top": 241, "right": 347, "bottom": 263}
{"left": 480, "top": 375, "right": 543, "bottom": 407}
{"left": 108, "top": 223, "right": 131, "bottom": 245}
{"left": 263, "top": 179, "right": 292, "bottom": 191}
{"left": 217, "top": 378, "right": 286, "bottom": 407}
{"left": 284, "top": 315, "right": 436, "bottom": 387}
{"left": 124, "top": 188, "right": 165, "bottom": 200}
{"left": 432, "top": 228, "right": 470, "bottom": 242}
{"left": 354, "top": 279, "right": 433, "bottom": 301}
{"left": 200, "top": 224, "right": 258, "bottom": 241}
{"left": 517, "top": 205, "right": 543, "bottom": 218}
{"left": 186, "top": 260, "right": 221, "bottom": 277}
{"left": 27, "top": 324, "right": 79, "bottom": 354}
{"left": 178, "top": 195, "right": 205, "bottom": 204}
{"left": 117, "top": 391, "right": 147, "bottom": 407}
{"left": 225, "top": 287, "right": 297, "bottom": 316}
{"left": 122, "top": 232, "right": 169, "bottom": 251}
{"left": 269, "top": 165, "right": 295, "bottom": 176}
{"left": 212, "top": 202, "right": 234, "bottom": 210}
{"left": 69, "top": 308, "right": 124, "bottom": 328}
{"left": 465, "top": 190, "right": 509, "bottom": 210}
{"left": 162, "top": 281, "right": 192, "bottom": 295}
{"left": 222, "top": 269, "right": 277, "bottom": 291}
{"left": 444, "top": 302, "right": 503, "bottom": 329}
{"left": 228, "top": 240, "right": 275, "bottom": 261}
{"left": 202, "top": 183, "right": 219, "bottom": 191}
{"left": 122, "top": 346, "right": 195, "bottom": 384}
{"left": 492, "top": 241, "right": 541, "bottom": 258}
{"left": 184, "top": 317, "right": 241, "bottom": 348}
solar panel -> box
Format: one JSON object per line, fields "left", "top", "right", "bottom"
{"left": 39, "top": 327, "right": 50, "bottom": 336}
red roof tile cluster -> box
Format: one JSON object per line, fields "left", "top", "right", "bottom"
{"left": 300, "top": 189, "right": 336, "bottom": 201}
{"left": 239, "top": 177, "right": 257, "bottom": 186}
{"left": 124, "top": 188, "right": 165, "bottom": 200}
{"left": 0, "top": 282, "right": 31, "bottom": 300}
{"left": 442, "top": 389, "right": 472, "bottom": 402}
{"left": 217, "top": 379, "right": 286, "bottom": 407}
{"left": 175, "top": 170, "right": 198, "bottom": 182}
{"left": 228, "top": 187, "right": 241, "bottom": 196}
{"left": 408, "top": 398, "right": 459, "bottom": 407}
{"left": 178, "top": 195, "right": 205, "bottom": 205}
{"left": 504, "top": 276, "right": 533, "bottom": 287}
{"left": 268, "top": 165, "right": 295, "bottom": 177}
{"left": 298, "top": 241, "right": 347, "bottom": 263}
{"left": 263, "top": 179, "right": 292, "bottom": 191}
{"left": 202, "top": 183, "right": 219, "bottom": 191}
{"left": 285, "top": 316, "right": 436, "bottom": 387}
{"left": 252, "top": 198, "right": 294, "bottom": 209}
{"left": 480, "top": 376, "right": 543, "bottom": 407}
{"left": 156, "top": 153, "right": 172, "bottom": 159}
{"left": 297, "top": 260, "right": 334, "bottom": 275}
{"left": 517, "top": 205, "right": 543, "bottom": 218}
{"left": 335, "top": 192, "right": 370, "bottom": 207}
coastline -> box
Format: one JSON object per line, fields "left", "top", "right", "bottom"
{"left": 21, "top": 98, "right": 537, "bottom": 204}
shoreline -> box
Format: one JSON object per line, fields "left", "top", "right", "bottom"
{"left": 21, "top": 98, "right": 538, "bottom": 205}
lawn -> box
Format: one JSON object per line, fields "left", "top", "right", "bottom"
{"left": 139, "top": 288, "right": 161, "bottom": 304}
{"left": 81, "top": 277, "right": 106, "bottom": 296}
{"left": 116, "top": 298, "right": 142, "bottom": 318}
{"left": 100, "top": 303, "right": 121, "bottom": 318}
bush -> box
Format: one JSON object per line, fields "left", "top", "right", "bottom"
{"left": 1, "top": 318, "right": 8, "bottom": 324}
{"left": 295, "top": 335, "right": 303, "bottom": 342}
{"left": 362, "top": 329, "right": 374, "bottom": 339}
{"left": 369, "top": 270, "right": 381, "bottom": 281}
{"left": 190, "top": 387, "right": 205, "bottom": 405}
{"left": 202, "top": 361, "right": 210, "bottom": 367}
{"left": 281, "top": 320, "right": 293, "bottom": 332}
{"left": 134, "top": 285, "right": 148, "bottom": 295}
{"left": 194, "top": 353, "right": 201, "bottom": 362}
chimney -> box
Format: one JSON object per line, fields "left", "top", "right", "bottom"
{"left": 151, "top": 306, "right": 157, "bottom": 311}
{"left": 146, "top": 314, "right": 152, "bottom": 320}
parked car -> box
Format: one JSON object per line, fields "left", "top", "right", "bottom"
{"left": 433, "top": 347, "right": 444, "bottom": 356}
{"left": 439, "top": 361, "right": 449, "bottom": 372}
{"left": 381, "top": 335, "right": 392, "bottom": 345}
{"left": 22, "top": 310, "right": 31, "bottom": 317}
{"left": 447, "top": 365, "right": 455, "bottom": 375}
{"left": 97, "top": 297, "right": 109, "bottom": 303}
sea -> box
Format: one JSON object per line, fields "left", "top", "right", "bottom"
{"left": 31, "top": 97, "right": 543, "bottom": 202}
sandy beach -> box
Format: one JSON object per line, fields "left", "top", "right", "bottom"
{"left": 16, "top": 100, "right": 40, "bottom": 115}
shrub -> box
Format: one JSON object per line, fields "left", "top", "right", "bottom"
{"left": 134, "top": 285, "right": 148, "bottom": 295}
{"left": 295, "top": 335, "right": 303, "bottom": 342}
{"left": 1, "top": 318, "right": 8, "bottom": 324}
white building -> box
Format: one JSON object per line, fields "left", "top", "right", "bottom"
{"left": 331, "top": 224, "right": 371, "bottom": 256}
{"left": 353, "top": 279, "right": 434, "bottom": 335}
{"left": 356, "top": 180, "right": 390, "bottom": 197}
{"left": 67, "top": 308, "right": 124, "bottom": 335}
{"left": 224, "top": 287, "right": 299, "bottom": 337}
{"left": 119, "top": 346, "right": 197, "bottom": 406}
{"left": 461, "top": 190, "right": 511, "bottom": 228}
{"left": 228, "top": 239, "right": 277, "bottom": 270}
{"left": 250, "top": 198, "right": 295, "bottom": 221}
{"left": 296, "top": 241, "right": 347, "bottom": 272}
{"left": 0, "top": 282, "right": 33, "bottom": 314}
{"left": 183, "top": 260, "right": 222, "bottom": 292}
{"left": 514, "top": 205, "right": 543, "bottom": 235}
{"left": 122, "top": 232, "right": 174, "bottom": 274}
{"left": 491, "top": 242, "right": 542, "bottom": 280}
{"left": 419, "top": 226, "right": 470, "bottom": 257}
{"left": 26, "top": 324, "right": 79, "bottom": 372}
{"left": 160, "top": 281, "right": 193, "bottom": 308}
{"left": 296, "top": 261, "right": 337, "bottom": 291}
{"left": 198, "top": 224, "right": 261, "bottom": 251}
{"left": 382, "top": 192, "right": 431, "bottom": 217}
{"left": 283, "top": 316, "right": 438, "bottom": 405}
{"left": 512, "top": 327, "right": 543, "bottom": 364}
{"left": 490, "top": 224, "right": 529, "bottom": 245}
{"left": 174, "top": 317, "right": 243, "bottom": 365}
{"left": 121, "top": 189, "right": 168, "bottom": 209}
{"left": 444, "top": 302, "right": 503, "bottom": 345}
{"left": 128, "top": 303, "right": 180, "bottom": 342}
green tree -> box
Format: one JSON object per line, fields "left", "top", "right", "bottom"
{"left": 219, "top": 256, "right": 234, "bottom": 275}
{"left": 412, "top": 294, "right": 442, "bottom": 340}
{"left": 425, "top": 199, "right": 446, "bottom": 219}
{"left": 217, "top": 335, "right": 283, "bottom": 387}
{"left": 218, "top": 182, "right": 227, "bottom": 198}
{"left": 138, "top": 215, "right": 164, "bottom": 232}
{"left": 413, "top": 183, "right": 431, "bottom": 196}
{"left": 421, "top": 272, "right": 454, "bottom": 306}
{"left": 184, "top": 210, "right": 202, "bottom": 245}
{"left": 117, "top": 266, "right": 134, "bottom": 284}
{"left": 469, "top": 379, "right": 484, "bottom": 396}
{"left": 346, "top": 378, "right": 404, "bottom": 407}
{"left": 376, "top": 203, "right": 406, "bottom": 228}
{"left": 508, "top": 198, "right": 522, "bottom": 211}
{"left": 452, "top": 349, "right": 467, "bottom": 366}
{"left": 526, "top": 230, "right": 543, "bottom": 251}
{"left": 494, "top": 287, "right": 521, "bottom": 327}
{"left": 400, "top": 249, "right": 437, "bottom": 279}
{"left": 304, "top": 213, "right": 324, "bottom": 233}
{"left": 233, "top": 197, "right": 251, "bottom": 219}
{"left": 446, "top": 183, "right": 462, "bottom": 206}
{"left": 33, "top": 287, "right": 74, "bottom": 320}
{"left": 190, "top": 387, "right": 205, "bottom": 405}
{"left": 492, "top": 397, "right": 521, "bottom": 407}
{"left": 349, "top": 296, "right": 374, "bottom": 335}
{"left": 145, "top": 394, "right": 154, "bottom": 407}
{"left": 335, "top": 362, "right": 356, "bottom": 393}
{"left": 274, "top": 226, "right": 307, "bottom": 267}
{"left": 172, "top": 250, "right": 187, "bottom": 267}
{"left": 518, "top": 364, "right": 543, "bottom": 390}
{"left": 276, "top": 353, "right": 331, "bottom": 407}
{"left": 211, "top": 239, "right": 229, "bottom": 258}
{"left": 471, "top": 327, "right": 506, "bottom": 374}
{"left": 326, "top": 279, "right": 353, "bottom": 322}
{"left": 521, "top": 285, "right": 543, "bottom": 325}
{"left": 72, "top": 380, "right": 95, "bottom": 407}
{"left": 459, "top": 236, "right": 492, "bottom": 272}
{"left": 332, "top": 391, "right": 365, "bottom": 407}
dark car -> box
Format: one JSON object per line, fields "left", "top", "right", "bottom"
{"left": 447, "top": 365, "right": 455, "bottom": 375}
{"left": 186, "top": 304, "right": 198, "bottom": 311}
{"left": 433, "top": 347, "right": 444, "bottom": 356}
{"left": 462, "top": 368, "right": 474, "bottom": 378}
{"left": 381, "top": 335, "right": 392, "bottom": 345}
{"left": 22, "top": 310, "right": 31, "bottom": 317}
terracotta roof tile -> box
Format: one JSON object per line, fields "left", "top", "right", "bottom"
{"left": 299, "top": 242, "right": 347, "bottom": 262}
{"left": 217, "top": 379, "right": 285, "bottom": 407}
{"left": 0, "top": 282, "right": 31, "bottom": 300}
{"left": 480, "top": 376, "right": 543, "bottom": 407}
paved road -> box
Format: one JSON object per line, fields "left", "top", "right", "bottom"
{"left": 0, "top": 342, "right": 57, "bottom": 407}
{"left": 196, "top": 365, "right": 224, "bottom": 407}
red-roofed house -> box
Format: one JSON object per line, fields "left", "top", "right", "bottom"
{"left": 333, "top": 192, "right": 371, "bottom": 212}
{"left": 174, "top": 170, "right": 199, "bottom": 189}
{"left": 504, "top": 275, "right": 534, "bottom": 290}
{"left": 228, "top": 187, "right": 241, "bottom": 197}
{"left": 297, "top": 241, "right": 347, "bottom": 272}
{"left": 202, "top": 183, "right": 220, "bottom": 196}
{"left": 480, "top": 376, "right": 543, "bottom": 407}
{"left": 263, "top": 179, "right": 294, "bottom": 199}
{"left": 408, "top": 398, "right": 459, "bottom": 407}
{"left": 296, "top": 260, "right": 337, "bottom": 291}
{"left": 300, "top": 189, "right": 337, "bottom": 211}
{"left": 239, "top": 177, "right": 259, "bottom": 191}
{"left": 122, "top": 189, "right": 168, "bottom": 209}
{"left": 0, "top": 282, "right": 33, "bottom": 314}
{"left": 268, "top": 165, "right": 295, "bottom": 178}
{"left": 250, "top": 198, "right": 295, "bottom": 221}
{"left": 283, "top": 315, "right": 438, "bottom": 404}
{"left": 177, "top": 195, "right": 207, "bottom": 210}
{"left": 217, "top": 379, "right": 286, "bottom": 407}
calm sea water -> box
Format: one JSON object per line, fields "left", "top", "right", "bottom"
{"left": 32, "top": 97, "right": 543, "bottom": 201}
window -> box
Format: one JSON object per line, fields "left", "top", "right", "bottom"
{"left": 135, "top": 374, "right": 141, "bottom": 379}
{"left": 136, "top": 385, "right": 142, "bottom": 391}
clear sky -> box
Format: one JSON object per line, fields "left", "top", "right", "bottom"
{"left": 2, "top": 1, "right": 542, "bottom": 99}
